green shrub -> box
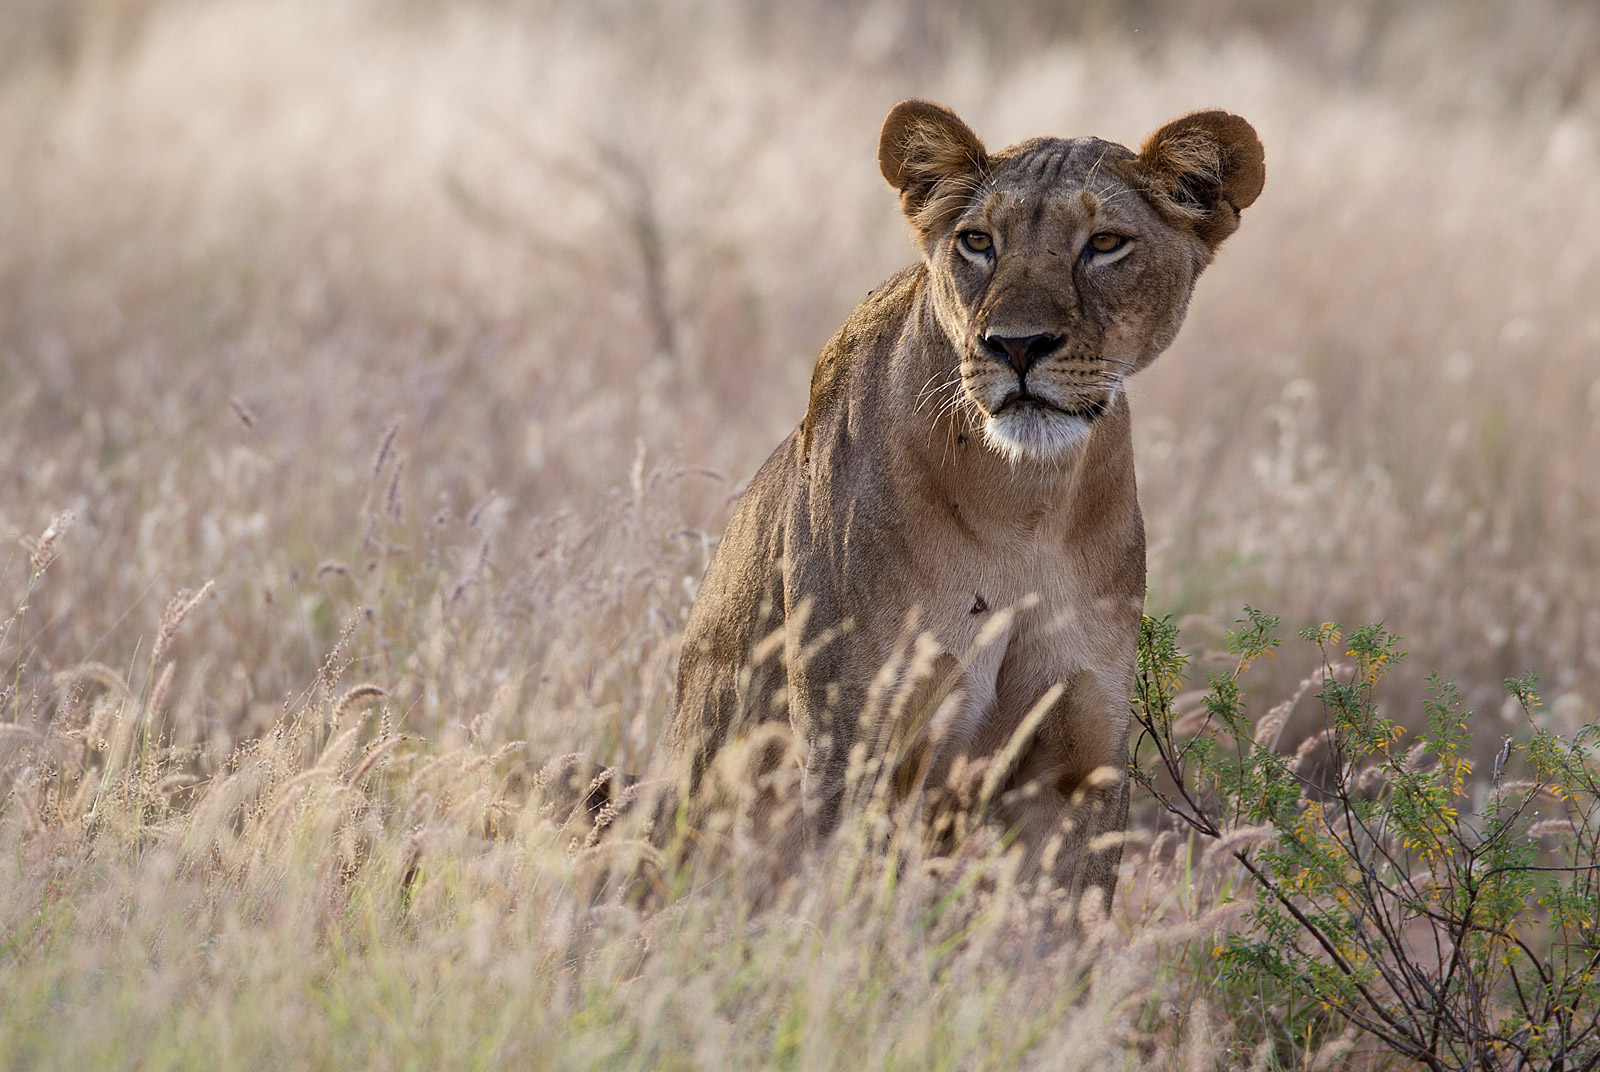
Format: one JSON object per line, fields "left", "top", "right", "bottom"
{"left": 1134, "top": 610, "right": 1600, "bottom": 1069}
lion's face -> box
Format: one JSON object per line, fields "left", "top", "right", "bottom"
{"left": 879, "top": 102, "right": 1265, "bottom": 463}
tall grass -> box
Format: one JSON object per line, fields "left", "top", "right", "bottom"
{"left": 2, "top": 0, "right": 1598, "bottom": 1066}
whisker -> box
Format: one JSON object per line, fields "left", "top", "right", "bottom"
{"left": 915, "top": 371, "right": 963, "bottom": 417}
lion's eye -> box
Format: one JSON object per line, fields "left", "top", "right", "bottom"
{"left": 960, "top": 232, "right": 993, "bottom": 255}
{"left": 1088, "top": 233, "right": 1126, "bottom": 255}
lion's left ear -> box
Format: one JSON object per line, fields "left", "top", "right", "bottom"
{"left": 1135, "top": 111, "right": 1264, "bottom": 249}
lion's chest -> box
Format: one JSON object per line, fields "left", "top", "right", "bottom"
{"left": 872, "top": 507, "right": 1142, "bottom": 750}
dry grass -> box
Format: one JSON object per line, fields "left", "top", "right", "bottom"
{"left": 2, "top": 0, "right": 1598, "bottom": 1066}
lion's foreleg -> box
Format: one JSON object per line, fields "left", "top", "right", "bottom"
{"left": 988, "top": 674, "right": 1132, "bottom": 926}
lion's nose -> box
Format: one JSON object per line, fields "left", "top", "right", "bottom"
{"left": 980, "top": 333, "right": 1060, "bottom": 377}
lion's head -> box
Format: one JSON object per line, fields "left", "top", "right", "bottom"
{"left": 878, "top": 100, "right": 1264, "bottom": 463}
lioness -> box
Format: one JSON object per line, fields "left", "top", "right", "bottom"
{"left": 666, "top": 100, "right": 1263, "bottom": 913}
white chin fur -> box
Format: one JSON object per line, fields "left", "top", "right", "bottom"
{"left": 982, "top": 408, "right": 1093, "bottom": 463}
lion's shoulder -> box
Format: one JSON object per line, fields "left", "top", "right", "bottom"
{"left": 801, "top": 264, "right": 925, "bottom": 456}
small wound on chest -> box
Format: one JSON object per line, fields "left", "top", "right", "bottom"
{"left": 970, "top": 594, "right": 988, "bottom": 614}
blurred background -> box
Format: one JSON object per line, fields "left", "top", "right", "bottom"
{"left": 3, "top": 0, "right": 1598, "bottom": 771}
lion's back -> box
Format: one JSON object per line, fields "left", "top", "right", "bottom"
{"left": 667, "top": 430, "right": 802, "bottom": 785}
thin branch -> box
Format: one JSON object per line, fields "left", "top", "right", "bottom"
{"left": 1230, "top": 848, "right": 1442, "bottom": 1069}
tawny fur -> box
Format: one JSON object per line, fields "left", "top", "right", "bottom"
{"left": 665, "top": 100, "right": 1264, "bottom": 916}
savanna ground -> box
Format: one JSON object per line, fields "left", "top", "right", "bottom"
{"left": 2, "top": 1, "right": 1599, "bottom": 1067}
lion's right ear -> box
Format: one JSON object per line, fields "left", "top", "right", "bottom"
{"left": 878, "top": 100, "right": 988, "bottom": 235}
